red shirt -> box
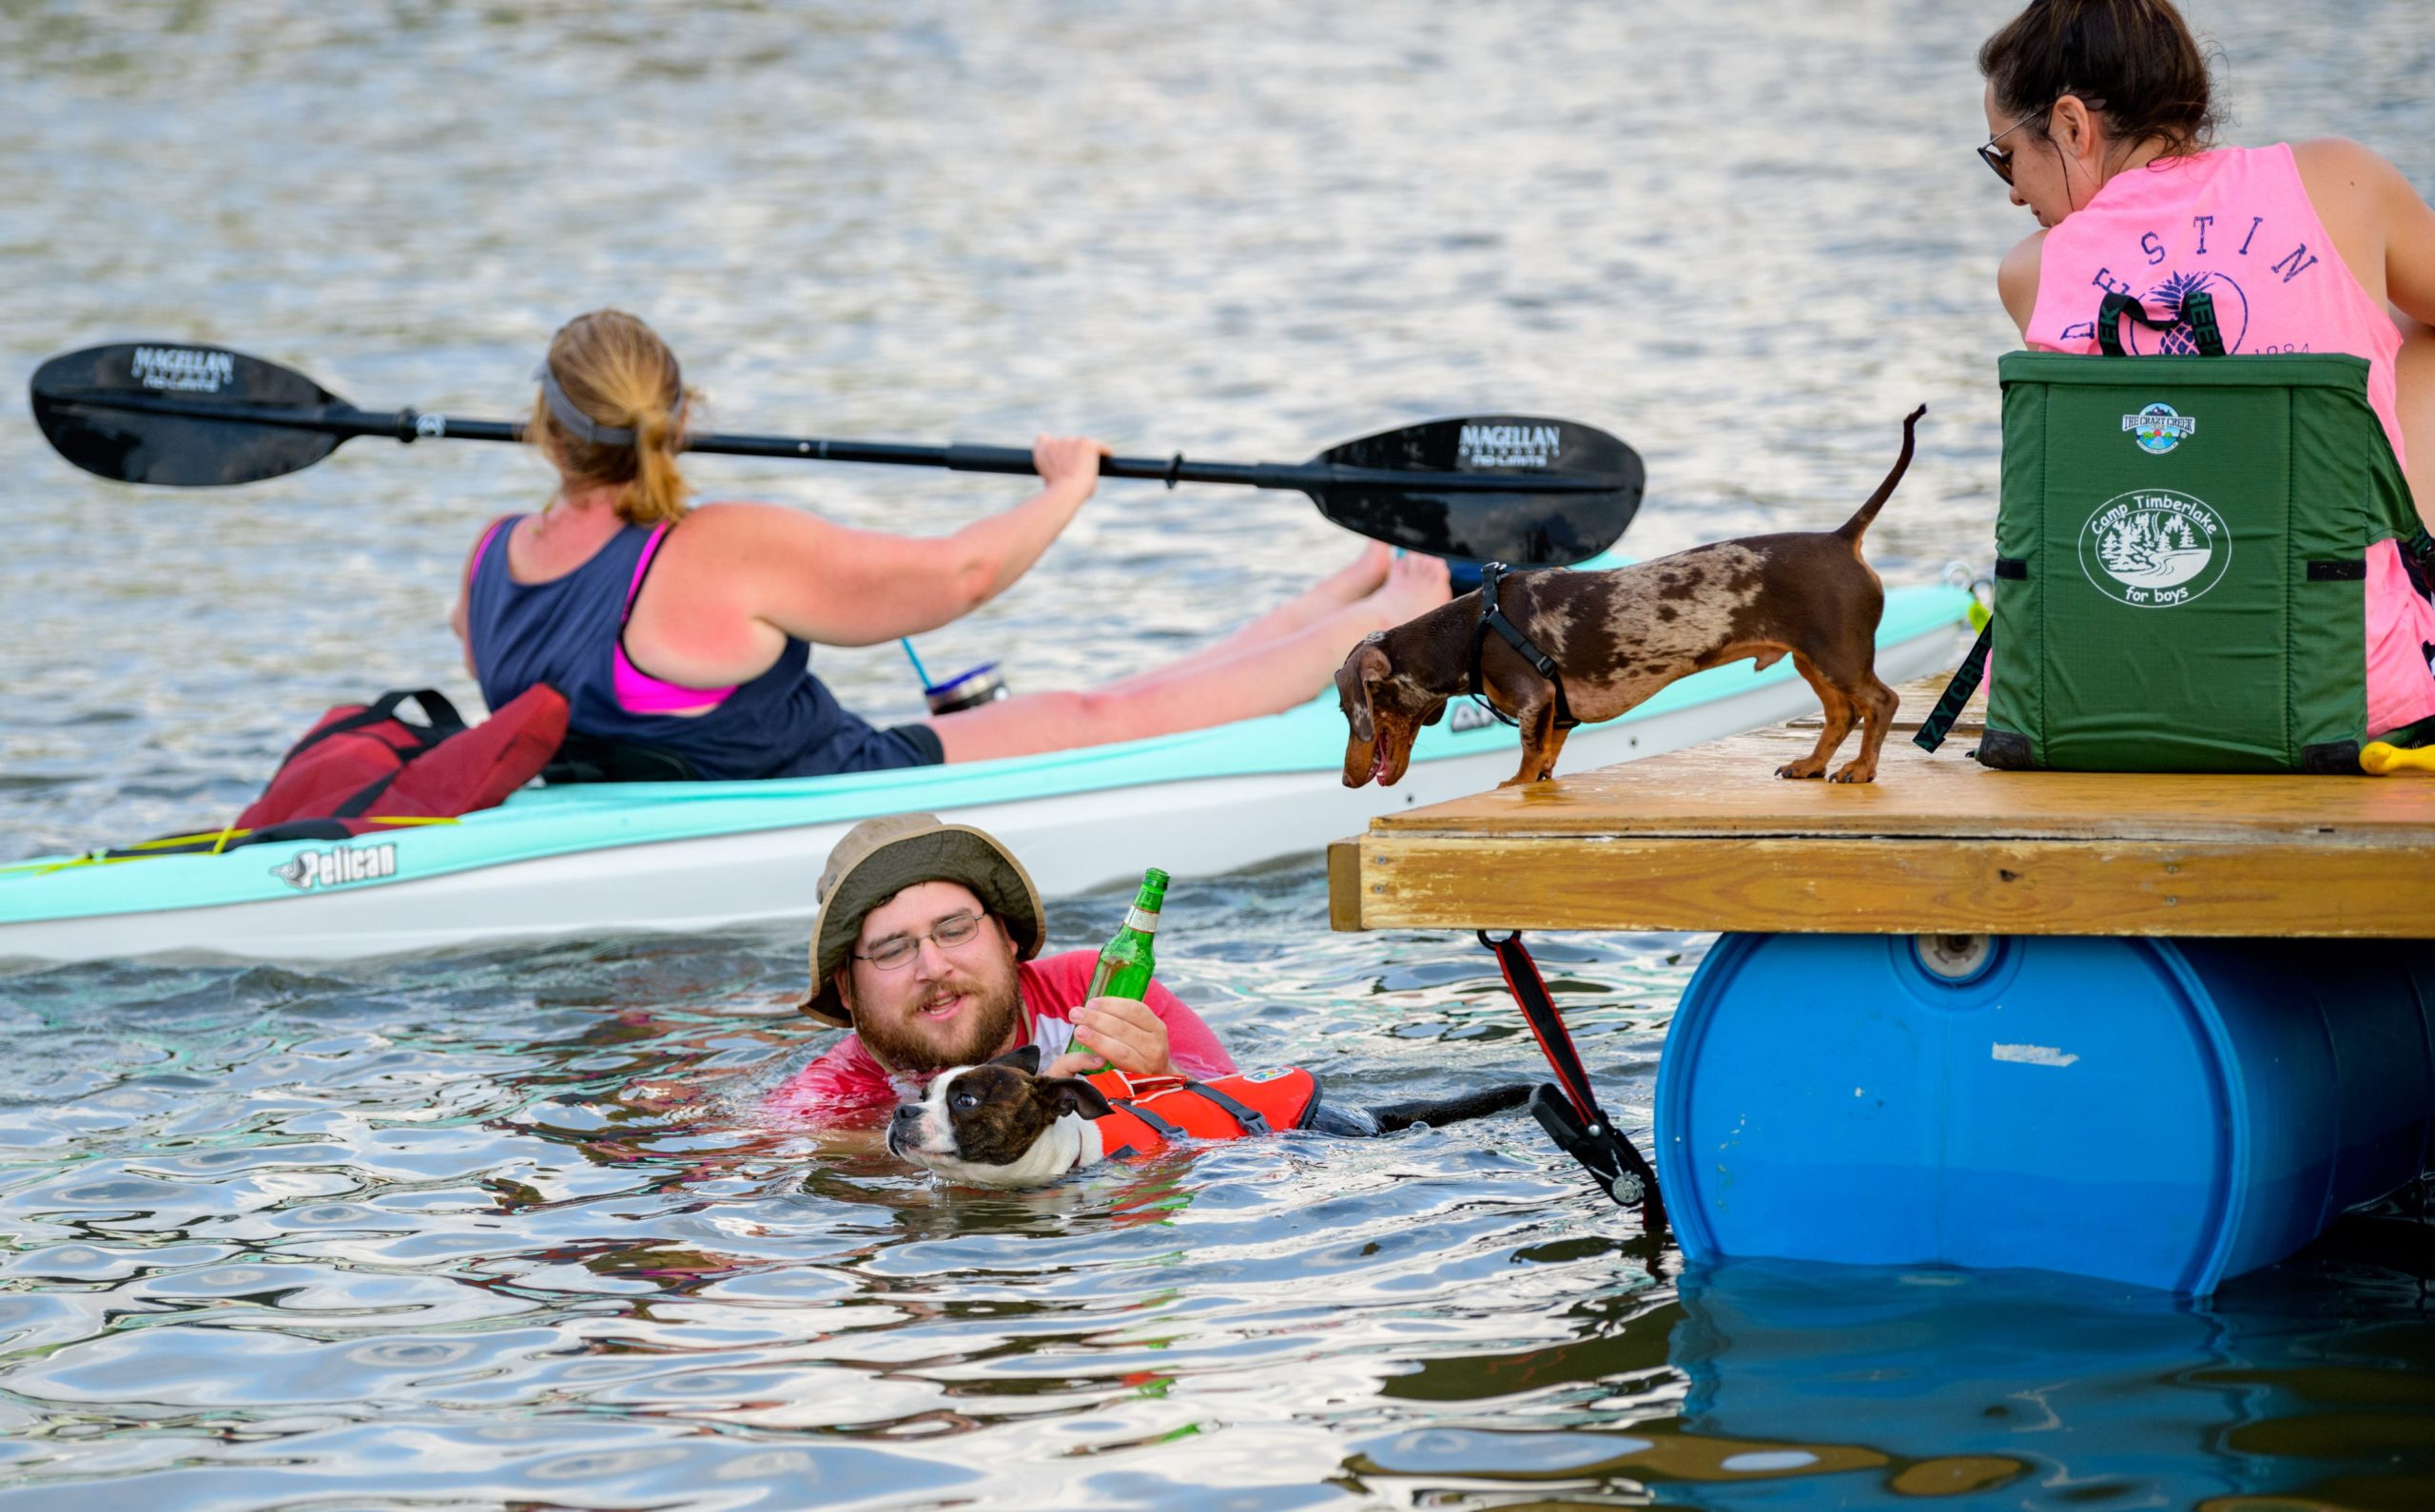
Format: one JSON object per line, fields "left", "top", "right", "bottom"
{"left": 763, "top": 949, "right": 1236, "bottom": 1126}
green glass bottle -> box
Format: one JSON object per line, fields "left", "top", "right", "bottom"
{"left": 1086, "top": 868, "right": 1167, "bottom": 1002}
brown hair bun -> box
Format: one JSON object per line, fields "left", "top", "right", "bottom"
{"left": 1979, "top": 0, "right": 2219, "bottom": 158}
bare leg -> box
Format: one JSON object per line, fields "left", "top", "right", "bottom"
{"left": 2396, "top": 311, "right": 2435, "bottom": 525}
{"left": 1098, "top": 542, "right": 1392, "bottom": 692}
{"left": 932, "top": 552, "right": 1451, "bottom": 763}
{"left": 1109, "top": 549, "right": 1445, "bottom": 708}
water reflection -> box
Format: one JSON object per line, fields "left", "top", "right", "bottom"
{"left": 1347, "top": 1248, "right": 2435, "bottom": 1509}
{"left": 1, "top": 895, "right": 2432, "bottom": 1503}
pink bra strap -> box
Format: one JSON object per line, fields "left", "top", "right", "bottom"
{"left": 622, "top": 522, "right": 673, "bottom": 624}
{"left": 612, "top": 519, "right": 739, "bottom": 712}
{"left": 474, "top": 515, "right": 515, "bottom": 579}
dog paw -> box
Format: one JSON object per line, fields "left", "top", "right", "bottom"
{"left": 1775, "top": 762, "right": 1825, "bottom": 780}
{"left": 1828, "top": 764, "right": 1879, "bottom": 784}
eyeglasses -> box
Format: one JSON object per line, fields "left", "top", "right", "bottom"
{"left": 1977, "top": 109, "right": 2044, "bottom": 185}
{"left": 854, "top": 911, "right": 986, "bottom": 972}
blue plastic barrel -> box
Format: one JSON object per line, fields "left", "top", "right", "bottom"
{"left": 1654, "top": 934, "right": 2435, "bottom": 1292}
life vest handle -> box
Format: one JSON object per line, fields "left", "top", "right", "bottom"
{"left": 1084, "top": 1068, "right": 1190, "bottom": 1101}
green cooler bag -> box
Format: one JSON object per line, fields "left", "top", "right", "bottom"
{"left": 1924, "top": 323, "right": 2425, "bottom": 773}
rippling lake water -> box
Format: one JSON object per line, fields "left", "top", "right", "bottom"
{"left": 4, "top": 1, "right": 2434, "bottom": 1506}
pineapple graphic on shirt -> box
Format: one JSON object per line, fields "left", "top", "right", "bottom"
{"left": 2141, "top": 270, "right": 2250, "bottom": 355}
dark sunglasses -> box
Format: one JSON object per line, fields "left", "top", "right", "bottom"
{"left": 1977, "top": 109, "right": 2044, "bottom": 185}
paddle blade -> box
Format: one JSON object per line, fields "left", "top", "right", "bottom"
{"left": 1311, "top": 417, "right": 1644, "bottom": 565}
{"left": 30, "top": 343, "right": 348, "bottom": 486}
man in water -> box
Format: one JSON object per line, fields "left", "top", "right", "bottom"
{"left": 765, "top": 813, "right": 1234, "bottom": 1124}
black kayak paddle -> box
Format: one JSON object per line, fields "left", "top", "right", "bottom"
{"left": 30, "top": 342, "right": 1643, "bottom": 565}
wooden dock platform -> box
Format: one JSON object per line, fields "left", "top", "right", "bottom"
{"left": 1329, "top": 683, "right": 2435, "bottom": 940}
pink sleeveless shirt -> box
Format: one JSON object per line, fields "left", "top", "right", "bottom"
{"left": 2016, "top": 144, "right": 2435, "bottom": 735}
{"left": 2024, "top": 145, "right": 2434, "bottom": 734}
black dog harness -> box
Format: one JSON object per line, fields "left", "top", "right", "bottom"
{"left": 1469, "top": 561, "right": 1579, "bottom": 730}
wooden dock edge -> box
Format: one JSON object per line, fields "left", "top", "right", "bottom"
{"left": 1334, "top": 831, "right": 2435, "bottom": 938}
{"left": 1329, "top": 674, "right": 2435, "bottom": 940}
{"left": 1326, "top": 837, "right": 1366, "bottom": 933}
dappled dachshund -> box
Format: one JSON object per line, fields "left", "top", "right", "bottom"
{"left": 1337, "top": 405, "right": 1925, "bottom": 788}
{"left": 887, "top": 1046, "right": 1532, "bottom": 1188}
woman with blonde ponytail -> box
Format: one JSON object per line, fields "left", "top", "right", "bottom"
{"left": 1976, "top": 0, "right": 2435, "bottom": 737}
{"left": 527, "top": 309, "right": 693, "bottom": 526}
{"left": 450, "top": 310, "right": 1449, "bottom": 781}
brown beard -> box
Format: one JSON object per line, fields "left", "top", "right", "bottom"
{"left": 851, "top": 959, "right": 1025, "bottom": 1076}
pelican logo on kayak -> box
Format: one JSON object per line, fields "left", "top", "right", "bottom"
{"left": 1449, "top": 701, "right": 1498, "bottom": 733}
{"left": 131, "top": 346, "right": 236, "bottom": 395}
{"left": 1457, "top": 423, "right": 1561, "bottom": 470}
{"left": 2080, "top": 488, "right": 2230, "bottom": 608}
{"left": 2122, "top": 402, "right": 2195, "bottom": 455}
{"left": 270, "top": 842, "right": 399, "bottom": 892}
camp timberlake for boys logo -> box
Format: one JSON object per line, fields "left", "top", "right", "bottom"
{"left": 270, "top": 842, "right": 399, "bottom": 892}
{"left": 2079, "top": 489, "right": 2230, "bottom": 608}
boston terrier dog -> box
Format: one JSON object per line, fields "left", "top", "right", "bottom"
{"left": 886, "top": 1046, "right": 1533, "bottom": 1189}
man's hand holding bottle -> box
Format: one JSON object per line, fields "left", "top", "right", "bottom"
{"left": 1046, "top": 997, "right": 1173, "bottom": 1078}
{"left": 1058, "top": 867, "right": 1170, "bottom": 1077}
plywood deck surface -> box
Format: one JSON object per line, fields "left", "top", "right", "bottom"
{"left": 1329, "top": 682, "right": 2435, "bottom": 939}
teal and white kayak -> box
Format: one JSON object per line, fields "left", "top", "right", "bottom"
{"left": 0, "top": 585, "right": 1970, "bottom": 964}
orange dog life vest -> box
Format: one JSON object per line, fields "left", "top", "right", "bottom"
{"left": 1083, "top": 1067, "right": 1320, "bottom": 1157}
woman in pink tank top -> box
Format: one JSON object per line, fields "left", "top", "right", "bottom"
{"left": 1976, "top": 0, "right": 2435, "bottom": 736}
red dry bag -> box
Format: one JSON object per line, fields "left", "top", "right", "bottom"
{"left": 235, "top": 686, "right": 568, "bottom": 833}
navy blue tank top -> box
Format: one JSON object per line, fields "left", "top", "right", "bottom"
{"left": 464, "top": 516, "right": 936, "bottom": 781}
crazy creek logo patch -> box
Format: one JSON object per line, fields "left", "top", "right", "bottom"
{"left": 130, "top": 345, "right": 236, "bottom": 394}
{"left": 1456, "top": 423, "right": 1560, "bottom": 470}
{"left": 2080, "top": 489, "right": 2230, "bottom": 608}
{"left": 270, "top": 842, "right": 399, "bottom": 892}
{"left": 2122, "top": 402, "right": 2195, "bottom": 455}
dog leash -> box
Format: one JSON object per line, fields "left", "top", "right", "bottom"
{"left": 1478, "top": 930, "right": 1665, "bottom": 1231}
{"left": 1913, "top": 621, "right": 1992, "bottom": 754}
{"left": 1916, "top": 555, "right": 2022, "bottom": 753}
{"left": 1469, "top": 562, "right": 1580, "bottom": 730}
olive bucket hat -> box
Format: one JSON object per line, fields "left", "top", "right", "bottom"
{"left": 793, "top": 813, "right": 1045, "bottom": 1027}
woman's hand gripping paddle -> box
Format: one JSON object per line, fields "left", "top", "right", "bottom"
{"left": 30, "top": 342, "right": 1645, "bottom": 566}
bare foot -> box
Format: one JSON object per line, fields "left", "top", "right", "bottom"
{"left": 1367, "top": 551, "right": 1453, "bottom": 625}
{"left": 1312, "top": 541, "right": 1394, "bottom": 608}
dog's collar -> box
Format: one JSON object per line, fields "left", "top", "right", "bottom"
{"left": 1469, "top": 562, "right": 1579, "bottom": 730}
